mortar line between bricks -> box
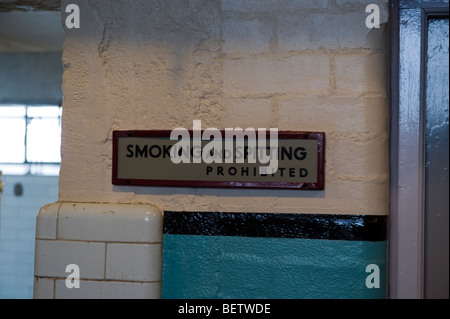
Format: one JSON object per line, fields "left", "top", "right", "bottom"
{"left": 36, "top": 238, "right": 162, "bottom": 245}
{"left": 35, "top": 276, "right": 161, "bottom": 284}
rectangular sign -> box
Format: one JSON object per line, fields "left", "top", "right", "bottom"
{"left": 112, "top": 130, "right": 325, "bottom": 190}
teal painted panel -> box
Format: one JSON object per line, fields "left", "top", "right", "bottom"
{"left": 162, "top": 234, "right": 387, "bottom": 299}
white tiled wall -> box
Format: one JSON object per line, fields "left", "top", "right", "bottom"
{"left": 33, "top": 202, "right": 163, "bottom": 299}
{"left": 0, "top": 174, "right": 59, "bottom": 299}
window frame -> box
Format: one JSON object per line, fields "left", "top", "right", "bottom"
{"left": 0, "top": 104, "right": 62, "bottom": 166}
{"left": 390, "top": 0, "right": 449, "bottom": 299}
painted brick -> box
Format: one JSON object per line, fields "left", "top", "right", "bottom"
{"left": 54, "top": 279, "right": 161, "bottom": 299}
{"left": 35, "top": 202, "right": 60, "bottom": 240}
{"left": 329, "top": 136, "right": 389, "bottom": 177}
{"left": 57, "top": 202, "right": 163, "bottom": 243}
{"left": 105, "top": 243, "right": 162, "bottom": 282}
{"left": 258, "top": 179, "right": 388, "bottom": 215}
{"left": 278, "top": 97, "right": 388, "bottom": 133}
{"left": 33, "top": 277, "right": 54, "bottom": 299}
{"left": 222, "top": 98, "right": 273, "bottom": 128}
{"left": 335, "top": 0, "right": 389, "bottom": 23}
{"left": 278, "top": 13, "right": 385, "bottom": 51}
{"left": 223, "top": 19, "right": 272, "bottom": 56}
{"left": 335, "top": 54, "right": 387, "bottom": 94}
{"left": 222, "top": 0, "right": 329, "bottom": 12}
{"left": 34, "top": 240, "right": 105, "bottom": 279}
{"left": 224, "top": 55, "right": 330, "bottom": 96}
{"left": 57, "top": 0, "right": 390, "bottom": 217}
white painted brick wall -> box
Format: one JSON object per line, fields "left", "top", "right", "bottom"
{"left": 278, "top": 97, "right": 388, "bottom": 132}
{"left": 334, "top": 54, "right": 387, "bottom": 94}
{"left": 223, "top": 19, "right": 272, "bottom": 56}
{"left": 222, "top": 98, "right": 274, "bottom": 128}
{"left": 221, "top": 0, "right": 330, "bottom": 12}
{"left": 48, "top": 0, "right": 391, "bottom": 298}
{"left": 224, "top": 55, "right": 330, "bottom": 96}
{"left": 59, "top": 0, "right": 390, "bottom": 217}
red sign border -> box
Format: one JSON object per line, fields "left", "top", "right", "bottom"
{"left": 112, "top": 130, "right": 325, "bottom": 190}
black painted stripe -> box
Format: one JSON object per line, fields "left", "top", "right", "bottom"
{"left": 163, "top": 211, "right": 388, "bottom": 241}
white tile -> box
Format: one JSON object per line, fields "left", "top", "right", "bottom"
{"left": 106, "top": 243, "right": 161, "bottom": 282}
{"left": 35, "top": 202, "right": 60, "bottom": 240}
{"left": 0, "top": 228, "right": 17, "bottom": 241}
{"left": 34, "top": 277, "right": 54, "bottom": 299}
{"left": 12, "top": 241, "right": 35, "bottom": 253}
{"left": 34, "top": 239, "right": 105, "bottom": 279}
{"left": 54, "top": 280, "right": 161, "bottom": 299}
{"left": 58, "top": 203, "right": 163, "bottom": 243}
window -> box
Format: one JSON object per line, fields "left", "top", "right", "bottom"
{"left": 0, "top": 104, "right": 61, "bottom": 175}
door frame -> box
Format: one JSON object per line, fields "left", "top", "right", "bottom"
{"left": 389, "top": 0, "right": 449, "bottom": 299}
